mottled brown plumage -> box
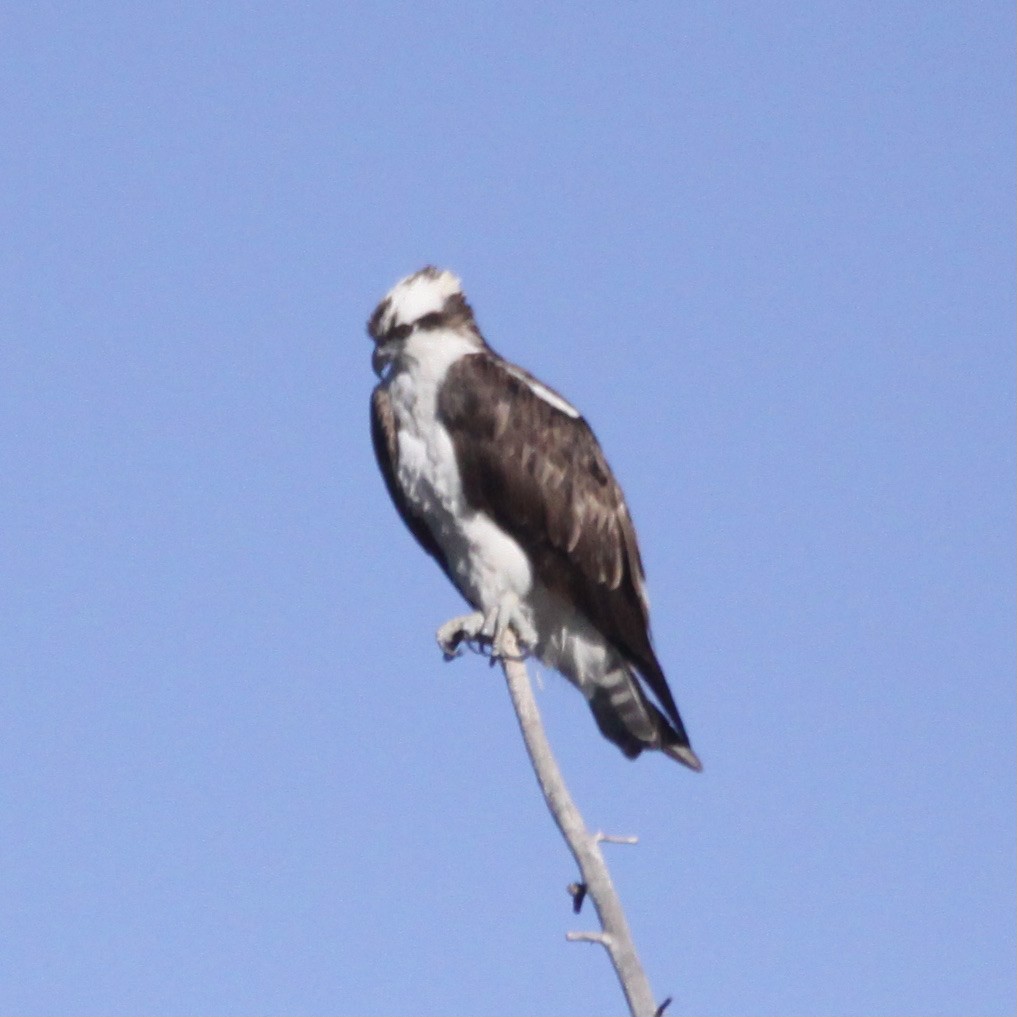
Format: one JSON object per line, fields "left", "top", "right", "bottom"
{"left": 436, "top": 352, "right": 692, "bottom": 753}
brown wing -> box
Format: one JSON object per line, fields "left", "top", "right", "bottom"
{"left": 437, "top": 353, "right": 685, "bottom": 731}
{"left": 370, "top": 386, "right": 458, "bottom": 590}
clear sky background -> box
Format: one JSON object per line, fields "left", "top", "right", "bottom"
{"left": 1, "top": 4, "right": 1013, "bottom": 1016}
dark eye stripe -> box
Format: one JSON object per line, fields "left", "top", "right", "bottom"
{"left": 384, "top": 311, "right": 447, "bottom": 342}
{"left": 415, "top": 311, "right": 445, "bottom": 331}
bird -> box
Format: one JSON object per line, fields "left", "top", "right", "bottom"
{"left": 367, "top": 266, "right": 701, "bottom": 770}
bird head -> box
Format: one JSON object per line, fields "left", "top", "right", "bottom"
{"left": 367, "top": 267, "right": 480, "bottom": 378}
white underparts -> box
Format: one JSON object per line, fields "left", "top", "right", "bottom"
{"left": 388, "top": 328, "right": 534, "bottom": 612}
{"left": 385, "top": 327, "right": 620, "bottom": 699}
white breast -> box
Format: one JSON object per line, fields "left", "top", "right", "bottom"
{"left": 385, "top": 330, "right": 534, "bottom": 611}
{"left": 385, "top": 330, "right": 621, "bottom": 698}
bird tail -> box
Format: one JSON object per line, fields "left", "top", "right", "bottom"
{"left": 588, "top": 666, "right": 702, "bottom": 772}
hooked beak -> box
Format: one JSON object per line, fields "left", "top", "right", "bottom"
{"left": 371, "top": 342, "right": 392, "bottom": 379}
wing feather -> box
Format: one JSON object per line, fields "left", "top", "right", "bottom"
{"left": 437, "top": 353, "right": 684, "bottom": 730}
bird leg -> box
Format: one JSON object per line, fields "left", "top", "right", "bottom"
{"left": 435, "top": 594, "right": 537, "bottom": 662}
{"left": 484, "top": 593, "right": 537, "bottom": 660}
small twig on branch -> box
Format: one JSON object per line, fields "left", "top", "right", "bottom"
{"left": 566, "top": 930, "right": 612, "bottom": 946}
{"left": 494, "top": 629, "right": 659, "bottom": 1017}
{"left": 594, "top": 832, "right": 640, "bottom": 845}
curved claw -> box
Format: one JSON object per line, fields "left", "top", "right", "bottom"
{"left": 435, "top": 598, "right": 537, "bottom": 663}
{"left": 436, "top": 611, "right": 486, "bottom": 660}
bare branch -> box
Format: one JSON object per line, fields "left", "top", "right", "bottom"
{"left": 495, "top": 629, "right": 659, "bottom": 1017}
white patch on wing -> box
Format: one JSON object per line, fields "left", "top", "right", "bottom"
{"left": 503, "top": 363, "right": 581, "bottom": 419}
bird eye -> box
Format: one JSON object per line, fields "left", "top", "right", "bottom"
{"left": 388, "top": 323, "right": 413, "bottom": 341}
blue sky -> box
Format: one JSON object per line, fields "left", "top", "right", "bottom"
{"left": 1, "top": 4, "right": 1013, "bottom": 1015}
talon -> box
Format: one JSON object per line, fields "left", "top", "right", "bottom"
{"left": 435, "top": 599, "right": 537, "bottom": 662}
{"left": 441, "top": 631, "right": 464, "bottom": 660}
{"left": 436, "top": 611, "right": 486, "bottom": 660}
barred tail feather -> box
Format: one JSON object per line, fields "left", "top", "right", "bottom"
{"left": 587, "top": 666, "right": 702, "bottom": 771}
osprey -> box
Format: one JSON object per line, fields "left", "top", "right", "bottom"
{"left": 368, "top": 267, "right": 701, "bottom": 770}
